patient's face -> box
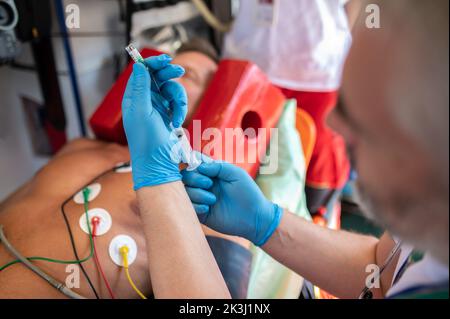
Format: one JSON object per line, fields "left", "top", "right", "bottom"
{"left": 172, "top": 51, "right": 218, "bottom": 125}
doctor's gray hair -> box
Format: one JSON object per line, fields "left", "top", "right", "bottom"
{"left": 366, "top": 0, "right": 448, "bottom": 187}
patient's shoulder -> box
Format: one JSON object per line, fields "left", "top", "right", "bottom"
{"left": 2, "top": 139, "right": 130, "bottom": 208}
{"left": 55, "top": 138, "right": 128, "bottom": 158}
{"left": 34, "top": 139, "right": 129, "bottom": 198}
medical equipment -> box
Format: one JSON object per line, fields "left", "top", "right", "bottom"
{"left": 109, "top": 234, "right": 138, "bottom": 267}
{"left": 91, "top": 57, "right": 285, "bottom": 176}
{"left": 0, "top": 0, "right": 18, "bottom": 32}
{"left": 114, "top": 161, "right": 132, "bottom": 173}
{"left": 171, "top": 123, "right": 202, "bottom": 171}
{"left": 0, "top": 187, "right": 99, "bottom": 297}
{"left": 125, "top": 44, "right": 145, "bottom": 66}
{"left": 91, "top": 216, "right": 116, "bottom": 299}
{"left": 79, "top": 208, "right": 112, "bottom": 236}
{"left": 120, "top": 246, "right": 147, "bottom": 299}
{"left": 90, "top": 48, "right": 164, "bottom": 145}
{"left": 0, "top": 190, "right": 97, "bottom": 270}
{"left": 187, "top": 60, "right": 285, "bottom": 177}
{"left": 109, "top": 234, "right": 147, "bottom": 298}
{"left": 0, "top": 225, "right": 86, "bottom": 299}
{"left": 126, "top": 44, "right": 161, "bottom": 90}
{"left": 73, "top": 182, "right": 101, "bottom": 204}
{"left": 125, "top": 44, "right": 201, "bottom": 171}
{"left": 125, "top": 44, "right": 172, "bottom": 122}
{"left": 0, "top": 0, "right": 20, "bottom": 63}
{"left": 0, "top": 164, "right": 146, "bottom": 299}
{"left": 60, "top": 178, "right": 114, "bottom": 298}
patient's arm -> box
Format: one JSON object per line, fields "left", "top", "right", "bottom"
{"left": 138, "top": 183, "right": 231, "bottom": 298}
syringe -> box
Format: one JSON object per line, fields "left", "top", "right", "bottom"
{"left": 125, "top": 44, "right": 171, "bottom": 122}
{"left": 125, "top": 44, "right": 162, "bottom": 93}
{"left": 170, "top": 124, "right": 202, "bottom": 171}
{"left": 125, "top": 44, "right": 201, "bottom": 171}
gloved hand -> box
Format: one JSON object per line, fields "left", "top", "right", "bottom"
{"left": 181, "top": 159, "right": 283, "bottom": 246}
{"left": 122, "top": 54, "right": 188, "bottom": 190}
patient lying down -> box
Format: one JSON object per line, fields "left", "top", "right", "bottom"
{"left": 0, "top": 138, "right": 251, "bottom": 298}
{"left": 0, "top": 39, "right": 251, "bottom": 299}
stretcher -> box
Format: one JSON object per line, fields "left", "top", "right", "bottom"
{"left": 89, "top": 49, "right": 285, "bottom": 177}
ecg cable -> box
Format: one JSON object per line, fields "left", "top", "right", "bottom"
{"left": 91, "top": 216, "right": 116, "bottom": 299}
{"left": 0, "top": 189, "right": 97, "bottom": 272}
{"left": 120, "top": 246, "right": 147, "bottom": 299}
{"left": 0, "top": 165, "right": 128, "bottom": 294}
{"left": 0, "top": 188, "right": 99, "bottom": 298}
{"left": 58, "top": 165, "right": 128, "bottom": 298}
{"left": 0, "top": 163, "right": 135, "bottom": 299}
{"left": 0, "top": 225, "right": 86, "bottom": 299}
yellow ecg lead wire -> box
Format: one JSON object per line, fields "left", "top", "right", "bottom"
{"left": 119, "top": 246, "right": 147, "bottom": 299}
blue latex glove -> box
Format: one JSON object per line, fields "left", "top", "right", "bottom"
{"left": 122, "top": 54, "right": 188, "bottom": 190}
{"left": 181, "top": 159, "right": 284, "bottom": 246}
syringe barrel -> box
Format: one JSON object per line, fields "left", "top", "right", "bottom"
{"left": 125, "top": 44, "right": 170, "bottom": 119}
{"left": 125, "top": 44, "right": 144, "bottom": 64}
{"left": 172, "top": 126, "right": 202, "bottom": 171}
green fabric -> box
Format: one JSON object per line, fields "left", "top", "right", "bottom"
{"left": 410, "top": 251, "right": 425, "bottom": 263}
{"left": 247, "top": 100, "right": 311, "bottom": 299}
{"left": 392, "top": 287, "right": 449, "bottom": 299}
